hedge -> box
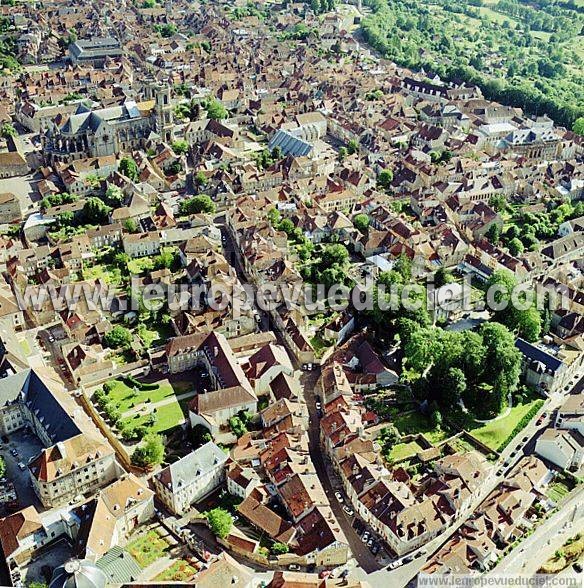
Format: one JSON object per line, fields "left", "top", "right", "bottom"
{"left": 121, "top": 375, "right": 158, "bottom": 391}
{"left": 497, "top": 400, "right": 544, "bottom": 452}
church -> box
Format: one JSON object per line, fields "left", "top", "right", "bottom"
{"left": 42, "top": 82, "right": 174, "bottom": 164}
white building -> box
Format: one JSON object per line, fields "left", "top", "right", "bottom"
{"left": 153, "top": 441, "right": 228, "bottom": 515}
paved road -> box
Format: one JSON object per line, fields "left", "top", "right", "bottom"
{"left": 301, "top": 368, "right": 381, "bottom": 573}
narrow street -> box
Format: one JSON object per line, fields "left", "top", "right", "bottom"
{"left": 219, "top": 217, "right": 381, "bottom": 572}
{"left": 301, "top": 368, "right": 381, "bottom": 573}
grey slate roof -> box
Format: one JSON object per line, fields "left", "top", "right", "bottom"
{"left": 155, "top": 440, "right": 228, "bottom": 491}
{"left": 515, "top": 338, "right": 564, "bottom": 374}
{"left": 269, "top": 129, "right": 312, "bottom": 157}
{"left": 0, "top": 369, "right": 81, "bottom": 443}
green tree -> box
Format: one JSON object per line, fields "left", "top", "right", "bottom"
{"left": 83, "top": 197, "right": 112, "bottom": 224}
{"left": 338, "top": 147, "right": 348, "bottom": 161}
{"left": 191, "top": 424, "right": 212, "bottom": 449}
{"left": 431, "top": 409, "right": 443, "bottom": 429}
{"left": 171, "top": 140, "right": 189, "bottom": 155}
{"left": 573, "top": 117, "right": 584, "bottom": 136}
{"left": 271, "top": 542, "right": 290, "bottom": 555}
{"left": 508, "top": 237, "right": 525, "bottom": 256}
{"left": 123, "top": 218, "right": 138, "bottom": 233}
{"left": 105, "top": 184, "right": 124, "bottom": 207}
{"left": 489, "top": 194, "right": 507, "bottom": 212}
{"left": 321, "top": 243, "right": 349, "bottom": 267}
{"left": 0, "top": 456, "right": 5, "bottom": 478}
{"left": 179, "top": 195, "right": 216, "bottom": 215}
{"left": 394, "top": 254, "right": 412, "bottom": 281}
{"left": 154, "top": 248, "right": 177, "bottom": 270}
{"left": 440, "top": 367, "right": 467, "bottom": 406}
{"left": 486, "top": 223, "right": 501, "bottom": 244}
{"left": 377, "top": 169, "right": 394, "bottom": 189}
{"left": 131, "top": 433, "right": 165, "bottom": 467}
{"left": 228, "top": 415, "right": 248, "bottom": 438}
{"left": 103, "top": 325, "right": 132, "bottom": 349}
{"left": 194, "top": 171, "right": 208, "bottom": 187}
{"left": 119, "top": 157, "right": 139, "bottom": 182}
{"left": 0, "top": 122, "right": 16, "bottom": 138}
{"left": 434, "top": 267, "right": 454, "bottom": 288}
{"left": 353, "top": 213, "right": 370, "bottom": 234}
{"left": 205, "top": 98, "right": 228, "bottom": 120}
{"left": 347, "top": 139, "right": 359, "bottom": 155}
{"left": 206, "top": 508, "right": 233, "bottom": 539}
{"left": 479, "top": 322, "right": 521, "bottom": 414}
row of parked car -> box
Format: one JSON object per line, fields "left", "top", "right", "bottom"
{"left": 353, "top": 520, "right": 382, "bottom": 555}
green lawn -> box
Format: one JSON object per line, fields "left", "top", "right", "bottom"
{"left": 155, "top": 560, "right": 197, "bottom": 582}
{"left": 126, "top": 530, "right": 170, "bottom": 568}
{"left": 387, "top": 441, "right": 423, "bottom": 463}
{"left": 120, "top": 401, "right": 186, "bottom": 434}
{"left": 100, "top": 379, "right": 192, "bottom": 414}
{"left": 468, "top": 400, "right": 543, "bottom": 451}
{"left": 393, "top": 411, "right": 451, "bottom": 445}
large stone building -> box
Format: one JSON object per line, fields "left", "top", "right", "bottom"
{"left": 0, "top": 369, "right": 119, "bottom": 507}
{"left": 153, "top": 441, "right": 228, "bottom": 515}
{"left": 42, "top": 83, "right": 174, "bottom": 163}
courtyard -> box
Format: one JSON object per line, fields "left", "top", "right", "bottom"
{"left": 94, "top": 377, "right": 196, "bottom": 437}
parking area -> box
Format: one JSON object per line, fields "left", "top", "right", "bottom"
{"left": 0, "top": 429, "right": 45, "bottom": 511}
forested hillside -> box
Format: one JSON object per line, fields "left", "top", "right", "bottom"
{"left": 361, "top": 0, "right": 584, "bottom": 128}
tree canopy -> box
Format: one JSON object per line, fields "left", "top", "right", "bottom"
{"left": 131, "top": 433, "right": 165, "bottom": 468}
{"left": 179, "top": 195, "right": 216, "bottom": 215}
{"left": 206, "top": 508, "right": 233, "bottom": 539}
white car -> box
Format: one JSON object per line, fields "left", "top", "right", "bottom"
{"left": 18, "top": 462, "right": 26, "bottom": 471}
{"left": 334, "top": 491, "right": 343, "bottom": 503}
{"left": 388, "top": 559, "right": 403, "bottom": 570}
{"left": 343, "top": 505, "right": 354, "bottom": 516}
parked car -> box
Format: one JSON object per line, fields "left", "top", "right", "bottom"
{"left": 367, "top": 538, "right": 374, "bottom": 548}
{"left": 17, "top": 462, "right": 26, "bottom": 471}
{"left": 10, "top": 449, "right": 18, "bottom": 457}
{"left": 388, "top": 560, "right": 403, "bottom": 570}
{"left": 371, "top": 543, "right": 380, "bottom": 555}
{"left": 361, "top": 531, "right": 370, "bottom": 543}
{"left": 315, "top": 401, "right": 322, "bottom": 411}
{"left": 402, "top": 555, "right": 414, "bottom": 564}
{"left": 343, "top": 505, "right": 354, "bottom": 516}
{"left": 334, "top": 491, "right": 344, "bottom": 503}
{"left": 288, "top": 564, "right": 300, "bottom": 571}
{"left": 573, "top": 562, "right": 583, "bottom": 573}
